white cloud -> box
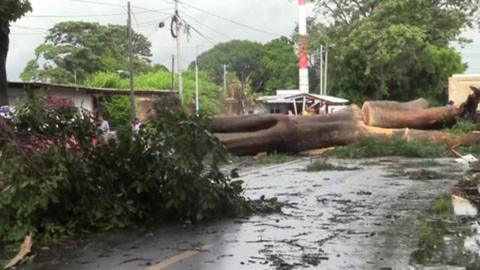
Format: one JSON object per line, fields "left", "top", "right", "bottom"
{"left": 7, "top": 0, "right": 480, "bottom": 81}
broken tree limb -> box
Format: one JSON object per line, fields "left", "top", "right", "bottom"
{"left": 4, "top": 234, "right": 33, "bottom": 270}
{"left": 459, "top": 86, "right": 480, "bottom": 120}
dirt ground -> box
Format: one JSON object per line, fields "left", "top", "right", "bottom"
{"left": 22, "top": 157, "right": 479, "bottom": 270}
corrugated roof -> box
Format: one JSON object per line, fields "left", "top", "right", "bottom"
{"left": 8, "top": 81, "right": 176, "bottom": 96}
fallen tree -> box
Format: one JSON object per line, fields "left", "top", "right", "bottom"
{"left": 212, "top": 91, "right": 480, "bottom": 155}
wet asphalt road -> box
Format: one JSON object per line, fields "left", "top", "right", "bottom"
{"left": 26, "top": 158, "right": 463, "bottom": 270}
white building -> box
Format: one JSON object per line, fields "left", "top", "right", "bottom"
{"left": 257, "top": 90, "right": 349, "bottom": 115}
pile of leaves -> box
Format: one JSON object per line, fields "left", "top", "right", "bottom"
{"left": 0, "top": 96, "right": 248, "bottom": 244}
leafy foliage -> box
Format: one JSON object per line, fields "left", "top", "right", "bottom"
{"left": 86, "top": 70, "right": 223, "bottom": 125}
{"left": 20, "top": 21, "right": 152, "bottom": 84}
{"left": 194, "top": 40, "right": 265, "bottom": 92}
{"left": 259, "top": 37, "right": 299, "bottom": 94}
{"left": 0, "top": 0, "right": 31, "bottom": 22}
{"left": 306, "top": 160, "right": 358, "bottom": 171}
{"left": 309, "top": 0, "right": 479, "bottom": 104}
{"left": 0, "top": 96, "right": 248, "bottom": 244}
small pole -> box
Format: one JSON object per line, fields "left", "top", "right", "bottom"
{"left": 324, "top": 45, "right": 329, "bottom": 96}
{"left": 195, "top": 56, "right": 199, "bottom": 116}
{"left": 127, "top": 1, "right": 136, "bottom": 122}
{"left": 171, "top": 54, "right": 175, "bottom": 91}
{"left": 319, "top": 46, "right": 323, "bottom": 95}
{"left": 175, "top": 0, "right": 184, "bottom": 104}
{"left": 223, "top": 64, "right": 227, "bottom": 93}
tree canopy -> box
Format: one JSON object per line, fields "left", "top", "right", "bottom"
{"left": 0, "top": 0, "right": 31, "bottom": 21}
{"left": 309, "top": 0, "right": 479, "bottom": 104}
{"left": 193, "top": 38, "right": 299, "bottom": 94}
{"left": 0, "top": 0, "right": 32, "bottom": 105}
{"left": 259, "top": 37, "right": 299, "bottom": 94}
{"left": 194, "top": 40, "right": 265, "bottom": 92}
{"left": 21, "top": 21, "right": 153, "bottom": 84}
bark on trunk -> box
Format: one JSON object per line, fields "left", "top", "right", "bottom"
{"left": 214, "top": 106, "right": 365, "bottom": 155}
{"left": 0, "top": 19, "right": 10, "bottom": 106}
{"left": 362, "top": 99, "right": 458, "bottom": 129}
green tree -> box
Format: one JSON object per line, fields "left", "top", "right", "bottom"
{"left": 0, "top": 0, "right": 31, "bottom": 105}
{"left": 310, "top": 0, "right": 479, "bottom": 104}
{"left": 259, "top": 37, "right": 299, "bottom": 94}
{"left": 194, "top": 40, "right": 265, "bottom": 92}
{"left": 21, "top": 21, "right": 152, "bottom": 84}
{"left": 86, "top": 70, "right": 223, "bottom": 126}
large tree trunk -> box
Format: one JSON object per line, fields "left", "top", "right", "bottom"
{"left": 362, "top": 99, "right": 458, "bottom": 129}
{"left": 213, "top": 106, "right": 480, "bottom": 156}
{"left": 214, "top": 107, "right": 365, "bottom": 155}
{"left": 0, "top": 19, "right": 10, "bottom": 106}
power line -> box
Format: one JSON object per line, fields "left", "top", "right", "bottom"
{"left": 185, "top": 21, "right": 218, "bottom": 46}
{"left": 178, "top": 1, "right": 283, "bottom": 37}
{"left": 70, "top": 0, "right": 124, "bottom": 8}
{"left": 10, "top": 32, "right": 47, "bottom": 36}
{"left": 70, "top": 0, "right": 172, "bottom": 15}
{"left": 181, "top": 11, "right": 232, "bottom": 40}
{"left": 11, "top": 25, "right": 48, "bottom": 31}
{"left": 25, "top": 12, "right": 126, "bottom": 18}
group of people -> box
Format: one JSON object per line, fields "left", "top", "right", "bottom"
{"left": 0, "top": 106, "right": 11, "bottom": 119}
{"left": 98, "top": 115, "right": 142, "bottom": 143}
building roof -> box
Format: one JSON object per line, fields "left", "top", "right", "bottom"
{"left": 452, "top": 74, "right": 480, "bottom": 78}
{"left": 286, "top": 93, "right": 349, "bottom": 104}
{"left": 258, "top": 90, "right": 349, "bottom": 105}
{"left": 8, "top": 81, "right": 177, "bottom": 96}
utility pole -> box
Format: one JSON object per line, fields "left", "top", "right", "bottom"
{"left": 171, "top": 54, "right": 175, "bottom": 91}
{"left": 223, "top": 64, "right": 227, "bottom": 93}
{"left": 174, "top": 0, "right": 184, "bottom": 104}
{"left": 195, "top": 56, "right": 199, "bottom": 116}
{"left": 127, "top": 1, "right": 136, "bottom": 121}
{"left": 298, "top": 0, "right": 309, "bottom": 93}
{"left": 324, "top": 45, "right": 328, "bottom": 96}
{"left": 319, "top": 46, "right": 323, "bottom": 95}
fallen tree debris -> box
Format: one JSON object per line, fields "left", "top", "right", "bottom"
{"left": 212, "top": 89, "right": 480, "bottom": 155}
{"left": 4, "top": 234, "right": 33, "bottom": 270}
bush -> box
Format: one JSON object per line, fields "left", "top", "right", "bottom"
{"left": 0, "top": 97, "right": 248, "bottom": 244}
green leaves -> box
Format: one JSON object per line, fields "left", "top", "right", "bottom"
{"left": 0, "top": 96, "right": 249, "bottom": 245}
{"left": 20, "top": 21, "right": 152, "bottom": 84}
{"left": 0, "top": 0, "right": 31, "bottom": 22}
{"left": 309, "top": 0, "right": 476, "bottom": 104}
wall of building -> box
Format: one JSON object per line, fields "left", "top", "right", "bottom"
{"left": 449, "top": 75, "right": 480, "bottom": 107}
{"left": 7, "top": 86, "right": 94, "bottom": 113}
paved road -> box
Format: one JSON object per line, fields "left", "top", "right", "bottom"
{"left": 27, "top": 158, "right": 463, "bottom": 270}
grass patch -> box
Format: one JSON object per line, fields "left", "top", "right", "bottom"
{"left": 446, "top": 120, "right": 480, "bottom": 135}
{"left": 433, "top": 194, "right": 453, "bottom": 217}
{"left": 256, "top": 153, "right": 297, "bottom": 165}
{"left": 306, "top": 160, "right": 359, "bottom": 172}
{"left": 329, "top": 137, "right": 444, "bottom": 159}
{"left": 458, "top": 143, "right": 480, "bottom": 157}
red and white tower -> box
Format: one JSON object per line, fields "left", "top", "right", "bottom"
{"left": 298, "top": 0, "right": 309, "bottom": 93}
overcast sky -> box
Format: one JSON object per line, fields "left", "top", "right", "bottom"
{"left": 7, "top": 0, "right": 480, "bottom": 82}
